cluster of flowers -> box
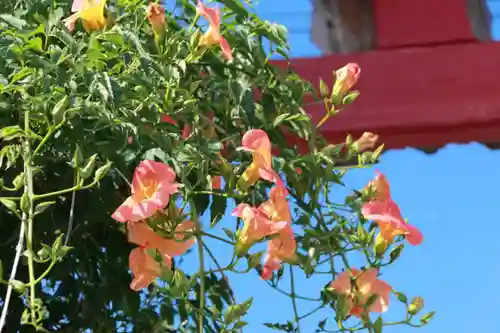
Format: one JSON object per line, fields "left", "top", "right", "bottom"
{"left": 110, "top": 128, "right": 299, "bottom": 289}
{"left": 64, "top": 0, "right": 232, "bottom": 60}
{"left": 330, "top": 172, "right": 424, "bottom": 317}
{"left": 66, "top": 0, "right": 424, "bottom": 321}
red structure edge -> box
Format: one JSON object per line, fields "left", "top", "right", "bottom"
{"left": 271, "top": 42, "right": 500, "bottom": 150}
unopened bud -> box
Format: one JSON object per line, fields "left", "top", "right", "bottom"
{"left": 332, "top": 63, "right": 361, "bottom": 103}
{"left": 147, "top": 3, "right": 166, "bottom": 35}
{"left": 408, "top": 296, "right": 424, "bottom": 315}
{"left": 354, "top": 132, "right": 379, "bottom": 152}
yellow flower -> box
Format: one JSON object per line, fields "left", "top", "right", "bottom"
{"left": 64, "top": 0, "right": 108, "bottom": 33}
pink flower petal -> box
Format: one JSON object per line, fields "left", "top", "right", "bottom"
{"left": 128, "top": 247, "right": 171, "bottom": 291}
{"left": 112, "top": 160, "right": 180, "bottom": 222}
{"left": 362, "top": 199, "right": 405, "bottom": 226}
{"left": 219, "top": 36, "right": 233, "bottom": 60}
{"left": 404, "top": 223, "right": 424, "bottom": 245}
{"left": 260, "top": 254, "right": 281, "bottom": 280}
{"left": 111, "top": 197, "right": 137, "bottom": 222}
{"left": 196, "top": 1, "right": 220, "bottom": 28}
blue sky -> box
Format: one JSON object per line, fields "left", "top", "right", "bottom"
{"left": 186, "top": 1, "right": 500, "bottom": 332}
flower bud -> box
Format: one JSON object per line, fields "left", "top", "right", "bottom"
{"left": 147, "top": 3, "right": 166, "bottom": 35}
{"left": 333, "top": 63, "right": 361, "bottom": 103}
{"left": 408, "top": 296, "right": 424, "bottom": 315}
{"left": 354, "top": 132, "right": 379, "bottom": 152}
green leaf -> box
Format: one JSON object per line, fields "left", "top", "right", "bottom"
{"left": 232, "top": 321, "right": 248, "bottom": 329}
{"left": 223, "top": 297, "right": 252, "bottom": 324}
{"left": 246, "top": 252, "right": 263, "bottom": 270}
{"left": 319, "top": 79, "right": 329, "bottom": 98}
{"left": 12, "top": 173, "right": 24, "bottom": 190}
{"left": 373, "top": 316, "right": 383, "bottom": 333}
{"left": 356, "top": 224, "right": 367, "bottom": 243}
{"left": 388, "top": 244, "right": 404, "bottom": 264}
{"left": 336, "top": 294, "right": 349, "bottom": 320}
{"left": 272, "top": 113, "right": 290, "bottom": 127}
{"left": 10, "top": 279, "right": 26, "bottom": 293}
{"left": 342, "top": 90, "right": 360, "bottom": 105}
{"left": 393, "top": 291, "right": 408, "bottom": 304}
{"left": 0, "top": 14, "right": 26, "bottom": 29}
{"left": 34, "top": 201, "right": 56, "bottom": 216}
{"left": 364, "top": 294, "right": 379, "bottom": 309}
{"left": 222, "top": 228, "right": 235, "bottom": 241}
{"left": 0, "top": 199, "right": 18, "bottom": 215}
{"left": 420, "top": 311, "right": 436, "bottom": 325}
{"left": 27, "top": 37, "right": 43, "bottom": 52}
{"left": 0, "top": 126, "right": 24, "bottom": 141}
{"left": 218, "top": 0, "right": 248, "bottom": 17}
{"left": 210, "top": 195, "right": 227, "bottom": 227}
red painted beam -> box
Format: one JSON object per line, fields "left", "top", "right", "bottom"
{"left": 373, "top": 0, "right": 476, "bottom": 48}
{"left": 272, "top": 42, "right": 500, "bottom": 150}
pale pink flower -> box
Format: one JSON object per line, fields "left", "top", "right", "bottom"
{"left": 129, "top": 247, "right": 171, "bottom": 291}
{"left": 127, "top": 220, "right": 195, "bottom": 291}
{"left": 112, "top": 160, "right": 180, "bottom": 222}
{"left": 232, "top": 203, "right": 288, "bottom": 255}
{"left": 259, "top": 185, "right": 297, "bottom": 280}
{"left": 362, "top": 199, "right": 423, "bottom": 245}
{"left": 238, "top": 129, "right": 283, "bottom": 189}
{"left": 196, "top": 1, "right": 233, "bottom": 60}
{"left": 330, "top": 268, "right": 391, "bottom": 317}
{"left": 362, "top": 172, "right": 423, "bottom": 246}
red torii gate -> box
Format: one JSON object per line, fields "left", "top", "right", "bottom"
{"left": 272, "top": 0, "right": 500, "bottom": 152}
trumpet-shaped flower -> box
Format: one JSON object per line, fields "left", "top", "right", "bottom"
{"left": 147, "top": 2, "right": 166, "bottom": 35}
{"left": 112, "top": 160, "right": 180, "bottom": 222}
{"left": 362, "top": 172, "right": 423, "bottom": 246}
{"left": 238, "top": 129, "right": 282, "bottom": 189}
{"left": 232, "top": 203, "right": 288, "bottom": 255}
{"left": 365, "top": 171, "right": 391, "bottom": 200}
{"left": 196, "top": 1, "right": 233, "bottom": 60}
{"left": 259, "top": 186, "right": 297, "bottom": 280}
{"left": 65, "top": 0, "right": 107, "bottom": 32}
{"left": 129, "top": 247, "right": 171, "bottom": 291}
{"left": 362, "top": 199, "right": 423, "bottom": 245}
{"left": 127, "top": 220, "right": 195, "bottom": 290}
{"left": 330, "top": 268, "right": 391, "bottom": 317}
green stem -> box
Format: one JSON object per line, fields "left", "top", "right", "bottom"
{"left": 193, "top": 190, "right": 242, "bottom": 199}
{"left": 202, "top": 242, "right": 241, "bottom": 333}
{"left": 298, "top": 304, "right": 324, "bottom": 320}
{"left": 23, "top": 110, "right": 36, "bottom": 324}
{"left": 0, "top": 196, "right": 21, "bottom": 201}
{"left": 24, "top": 259, "right": 57, "bottom": 287}
{"left": 316, "top": 113, "right": 330, "bottom": 129}
{"left": 188, "top": 13, "right": 200, "bottom": 32}
{"left": 289, "top": 265, "right": 301, "bottom": 332}
{"left": 33, "top": 182, "right": 94, "bottom": 200}
{"left": 196, "top": 232, "right": 205, "bottom": 333}
{"left": 31, "top": 119, "right": 66, "bottom": 160}
{"left": 200, "top": 231, "right": 235, "bottom": 245}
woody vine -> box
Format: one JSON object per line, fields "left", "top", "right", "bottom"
{"left": 0, "top": 0, "right": 434, "bottom": 332}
